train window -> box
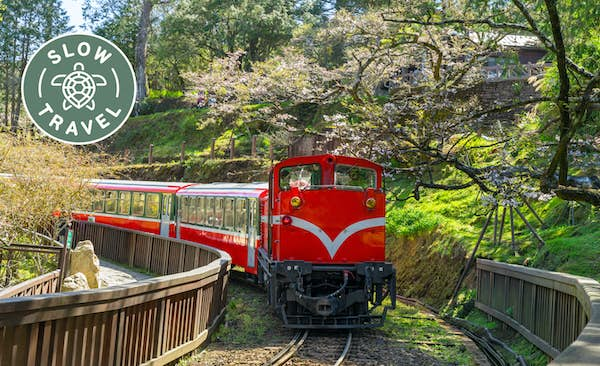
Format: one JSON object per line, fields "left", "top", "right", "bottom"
{"left": 279, "top": 164, "right": 321, "bottom": 190}
{"left": 118, "top": 191, "right": 131, "bottom": 215}
{"left": 146, "top": 193, "right": 160, "bottom": 218}
{"left": 206, "top": 197, "right": 215, "bottom": 226}
{"left": 105, "top": 191, "right": 117, "bottom": 213}
{"left": 189, "top": 197, "right": 198, "bottom": 223}
{"left": 224, "top": 198, "right": 235, "bottom": 230}
{"left": 215, "top": 197, "right": 224, "bottom": 228}
{"left": 235, "top": 198, "right": 247, "bottom": 233}
{"left": 181, "top": 197, "right": 190, "bottom": 223}
{"left": 249, "top": 198, "right": 258, "bottom": 231}
{"left": 334, "top": 165, "right": 376, "bottom": 189}
{"left": 132, "top": 192, "right": 145, "bottom": 216}
{"left": 92, "top": 191, "right": 105, "bottom": 212}
{"left": 197, "top": 196, "right": 206, "bottom": 225}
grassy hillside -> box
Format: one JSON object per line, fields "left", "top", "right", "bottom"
{"left": 103, "top": 108, "right": 220, "bottom": 161}
{"left": 386, "top": 175, "right": 599, "bottom": 308}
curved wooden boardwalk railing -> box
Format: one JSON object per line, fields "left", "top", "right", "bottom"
{"left": 0, "top": 221, "right": 231, "bottom": 365}
{"left": 476, "top": 258, "right": 600, "bottom": 364}
{"left": 0, "top": 270, "right": 61, "bottom": 299}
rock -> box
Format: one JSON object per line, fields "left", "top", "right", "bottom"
{"left": 61, "top": 272, "right": 90, "bottom": 292}
{"left": 69, "top": 240, "right": 102, "bottom": 289}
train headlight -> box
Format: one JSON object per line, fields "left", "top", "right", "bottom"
{"left": 282, "top": 215, "right": 293, "bottom": 225}
{"left": 365, "top": 197, "right": 376, "bottom": 209}
{"left": 290, "top": 196, "right": 302, "bottom": 208}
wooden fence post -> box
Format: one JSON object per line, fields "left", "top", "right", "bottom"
{"left": 251, "top": 135, "right": 257, "bottom": 158}
{"left": 210, "top": 138, "right": 216, "bottom": 159}
{"left": 148, "top": 144, "right": 154, "bottom": 164}
{"left": 229, "top": 137, "right": 235, "bottom": 159}
{"left": 180, "top": 141, "right": 186, "bottom": 164}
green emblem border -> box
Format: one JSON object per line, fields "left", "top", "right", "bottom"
{"left": 21, "top": 32, "right": 137, "bottom": 145}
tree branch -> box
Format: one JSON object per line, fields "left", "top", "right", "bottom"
{"left": 382, "top": 13, "right": 594, "bottom": 78}
{"left": 416, "top": 180, "right": 475, "bottom": 190}
{"left": 553, "top": 186, "right": 600, "bottom": 206}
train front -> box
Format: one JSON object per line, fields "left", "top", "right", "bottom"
{"left": 261, "top": 154, "right": 396, "bottom": 328}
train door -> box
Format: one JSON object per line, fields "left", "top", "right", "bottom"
{"left": 160, "top": 194, "right": 171, "bottom": 236}
{"left": 247, "top": 198, "right": 257, "bottom": 268}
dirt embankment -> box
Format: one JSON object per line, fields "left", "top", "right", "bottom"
{"left": 387, "top": 230, "right": 469, "bottom": 309}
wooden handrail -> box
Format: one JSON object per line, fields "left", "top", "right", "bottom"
{"left": 475, "top": 258, "right": 600, "bottom": 364}
{"left": 0, "top": 221, "right": 231, "bottom": 365}
{"left": 0, "top": 270, "right": 61, "bottom": 299}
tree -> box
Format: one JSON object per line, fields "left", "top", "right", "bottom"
{"left": 163, "top": 0, "right": 296, "bottom": 68}
{"left": 134, "top": 0, "right": 153, "bottom": 100}
{"left": 84, "top": 0, "right": 152, "bottom": 101}
{"left": 382, "top": 0, "right": 599, "bottom": 205}
{"left": 0, "top": 133, "right": 98, "bottom": 241}
{"left": 0, "top": 0, "right": 69, "bottom": 130}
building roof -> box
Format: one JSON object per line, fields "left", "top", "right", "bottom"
{"left": 470, "top": 32, "right": 543, "bottom": 49}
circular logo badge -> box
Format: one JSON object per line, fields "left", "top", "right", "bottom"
{"left": 22, "top": 33, "right": 136, "bottom": 145}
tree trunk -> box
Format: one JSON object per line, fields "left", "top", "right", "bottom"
{"left": 13, "top": 26, "right": 31, "bottom": 130}
{"left": 9, "top": 36, "right": 18, "bottom": 131}
{"left": 4, "top": 62, "right": 10, "bottom": 127}
{"left": 135, "top": 0, "right": 153, "bottom": 102}
{"left": 543, "top": 0, "right": 571, "bottom": 185}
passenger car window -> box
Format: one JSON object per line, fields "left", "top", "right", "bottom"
{"left": 93, "top": 191, "right": 105, "bottom": 212}
{"left": 146, "top": 193, "right": 160, "bottom": 218}
{"left": 214, "top": 197, "right": 224, "bottom": 227}
{"left": 279, "top": 164, "right": 321, "bottom": 190}
{"left": 181, "top": 197, "right": 190, "bottom": 223}
{"left": 105, "top": 191, "right": 117, "bottom": 213}
{"left": 132, "top": 192, "right": 145, "bottom": 216}
{"left": 189, "top": 197, "right": 198, "bottom": 223}
{"left": 118, "top": 191, "right": 131, "bottom": 215}
{"left": 334, "top": 165, "right": 376, "bottom": 189}
{"left": 235, "top": 198, "right": 247, "bottom": 233}
{"left": 224, "top": 198, "right": 235, "bottom": 229}
{"left": 197, "top": 197, "right": 206, "bottom": 225}
{"left": 206, "top": 197, "right": 215, "bottom": 226}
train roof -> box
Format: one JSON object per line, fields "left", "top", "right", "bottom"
{"left": 274, "top": 154, "right": 382, "bottom": 171}
{"left": 177, "top": 182, "right": 268, "bottom": 198}
{"left": 89, "top": 179, "right": 194, "bottom": 193}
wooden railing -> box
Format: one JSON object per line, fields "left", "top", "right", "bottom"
{"left": 476, "top": 259, "right": 600, "bottom": 364}
{"left": 0, "top": 270, "right": 61, "bottom": 299}
{"left": 0, "top": 221, "right": 231, "bottom": 365}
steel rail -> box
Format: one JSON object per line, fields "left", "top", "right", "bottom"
{"left": 263, "top": 330, "right": 309, "bottom": 366}
{"left": 333, "top": 331, "right": 353, "bottom": 366}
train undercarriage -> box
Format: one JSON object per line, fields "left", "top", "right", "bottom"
{"left": 258, "top": 250, "right": 396, "bottom": 329}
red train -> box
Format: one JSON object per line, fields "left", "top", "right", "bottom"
{"left": 73, "top": 154, "right": 396, "bottom": 328}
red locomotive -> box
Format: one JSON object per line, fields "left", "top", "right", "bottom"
{"left": 73, "top": 154, "right": 396, "bottom": 328}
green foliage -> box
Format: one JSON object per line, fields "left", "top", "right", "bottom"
{"left": 380, "top": 299, "right": 475, "bottom": 365}
{"left": 105, "top": 108, "right": 217, "bottom": 161}
{"left": 147, "top": 89, "right": 184, "bottom": 99}
{"left": 466, "top": 309, "right": 548, "bottom": 366}
{"left": 83, "top": 0, "right": 139, "bottom": 63}
{"left": 0, "top": 0, "right": 70, "bottom": 129}
{"left": 387, "top": 207, "right": 442, "bottom": 237}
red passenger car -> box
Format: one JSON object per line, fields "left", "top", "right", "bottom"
{"left": 73, "top": 155, "right": 395, "bottom": 328}
{"left": 72, "top": 180, "right": 193, "bottom": 236}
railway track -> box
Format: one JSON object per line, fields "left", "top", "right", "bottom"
{"left": 263, "top": 330, "right": 352, "bottom": 366}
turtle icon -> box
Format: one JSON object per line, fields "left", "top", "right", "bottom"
{"left": 50, "top": 62, "right": 107, "bottom": 111}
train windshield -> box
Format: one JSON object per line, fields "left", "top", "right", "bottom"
{"left": 334, "top": 165, "right": 376, "bottom": 189}
{"left": 279, "top": 164, "right": 321, "bottom": 190}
